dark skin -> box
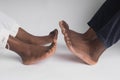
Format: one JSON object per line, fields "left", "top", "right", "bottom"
{"left": 15, "top": 27, "right": 57, "bottom": 45}
{"left": 59, "top": 20, "right": 106, "bottom": 65}
{"left": 6, "top": 28, "right": 58, "bottom": 65}
{"left": 5, "top": 20, "right": 105, "bottom": 65}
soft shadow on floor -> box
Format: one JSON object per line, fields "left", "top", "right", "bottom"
{"left": 0, "top": 50, "right": 22, "bottom": 63}
{"left": 54, "top": 53, "right": 85, "bottom": 64}
{"left": 5, "top": 55, "right": 21, "bottom": 62}
{"left": 56, "top": 43, "right": 87, "bottom": 64}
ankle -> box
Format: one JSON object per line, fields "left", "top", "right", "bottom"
{"left": 83, "top": 28, "right": 97, "bottom": 40}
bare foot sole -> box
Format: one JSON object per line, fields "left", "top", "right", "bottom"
{"left": 59, "top": 20, "right": 105, "bottom": 65}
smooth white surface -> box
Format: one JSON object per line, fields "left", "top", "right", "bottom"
{"left": 0, "top": 0, "right": 120, "bottom": 80}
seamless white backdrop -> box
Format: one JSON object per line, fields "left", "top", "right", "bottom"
{"left": 0, "top": 0, "right": 120, "bottom": 80}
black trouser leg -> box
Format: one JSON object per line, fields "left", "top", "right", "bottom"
{"left": 88, "top": 0, "right": 120, "bottom": 48}
{"left": 97, "top": 10, "right": 120, "bottom": 48}
{"left": 88, "top": 0, "right": 120, "bottom": 32}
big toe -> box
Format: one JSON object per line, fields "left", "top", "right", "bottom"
{"left": 59, "top": 20, "right": 70, "bottom": 34}
{"left": 49, "top": 29, "right": 58, "bottom": 41}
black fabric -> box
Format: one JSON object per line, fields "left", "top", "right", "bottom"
{"left": 88, "top": 0, "right": 120, "bottom": 48}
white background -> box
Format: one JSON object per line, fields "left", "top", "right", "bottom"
{"left": 0, "top": 0, "right": 120, "bottom": 80}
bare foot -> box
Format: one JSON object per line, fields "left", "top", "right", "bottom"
{"left": 16, "top": 28, "right": 58, "bottom": 45}
{"left": 59, "top": 20, "right": 106, "bottom": 65}
{"left": 59, "top": 21, "right": 97, "bottom": 41}
{"left": 7, "top": 32, "right": 57, "bottom": 65}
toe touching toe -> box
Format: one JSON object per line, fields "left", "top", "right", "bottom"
{"left": 49, "top": 29, "right": 58, "bottom": 42}
{"left": 54, "top": 29, "right": 58, "bottom": 40}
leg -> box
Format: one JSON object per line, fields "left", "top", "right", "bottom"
{"left": 59, "top": 0, "right": 120, "bottom": 65}
{"left": 59, "top": 21, "right": 106, "bottom": 65}
{"left": 97, "top": 10, "right": 120, "bottom": 48}
{"left": 7, "top": 34, "right": 57, "bottom": 65}
{"left": 59, "top": 1, "right": 120, "bottom": 42}
{"left": 82, "top": 0, "right": 120, "bottom": 40}
{"left": 59, "top": 9, "right": 120, "bottom": 65}
{"left": 15, "top": 27, "right": 58, "bottom": 45}
{"left": 88, "top": 0, "right": 120, "bottom": 32}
